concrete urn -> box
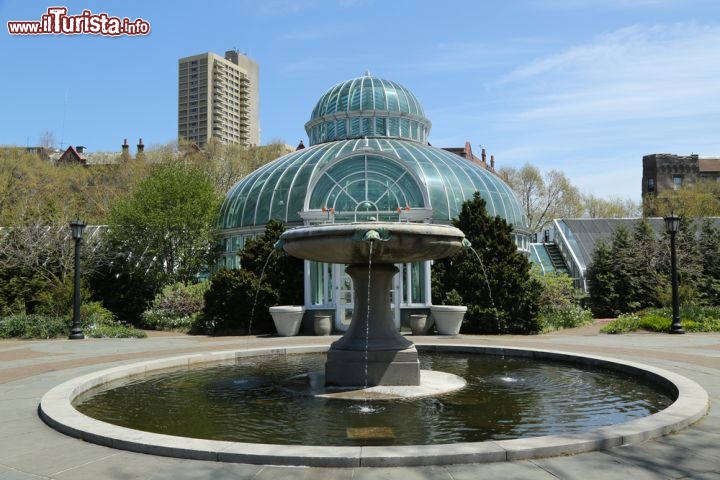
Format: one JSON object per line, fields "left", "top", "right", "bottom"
{"left": 269, "top": 306, "right": 305, "bottom": 337}
{"left": 430, "top": 305, "right": 467, "bottom": 335}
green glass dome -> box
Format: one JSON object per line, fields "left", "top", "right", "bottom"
{"left": 219, "top": 137, "right": 527, "bottom": 230}
{"left": 305, "top": 74, "right": 431, "bottom": 145}
{"left": 218, "top": 75, "right": 529, "bottom": 265}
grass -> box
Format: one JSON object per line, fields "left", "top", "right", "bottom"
{"left": 601, "top": 306, "right": 720, "bottom": 334}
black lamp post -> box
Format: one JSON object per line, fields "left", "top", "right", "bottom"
{"left": 664, "top": 213, "right": 684, "bottom": 334}
{"left": 68, "top": 219, "right": 86, "bottom": 340}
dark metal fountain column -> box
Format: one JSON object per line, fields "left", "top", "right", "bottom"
{"left": 325, "top": 263, "right": 420, "bottom": 387}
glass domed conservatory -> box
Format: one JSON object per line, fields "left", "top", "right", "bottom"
{"left": 218, "top": 74, "right": 528, "bottom": 332}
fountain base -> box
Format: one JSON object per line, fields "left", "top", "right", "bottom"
{"left": 325, "top": 345, "right": 420, "bottom": 387}
{"left": 284, "top": 369, "right": 467, "bottom": 400}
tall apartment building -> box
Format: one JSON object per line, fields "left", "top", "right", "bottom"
{"left": 178, "top": 50, "right": 260, "bottom": 148}
{"left": 642, "top": 153, "right": 720, "bottom": 196}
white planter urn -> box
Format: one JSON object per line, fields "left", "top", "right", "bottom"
{"left": 430, "top": 305, "right": 467, "bottom": 335}
{"left": 269, "top": 306, "right": 305, "bottom": 337}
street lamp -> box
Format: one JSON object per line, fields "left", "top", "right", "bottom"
{"left": 663, "top": 213, "right": 684, "bottom": 334}
{"left": 68, "top": 219, "right": 86, "bottom": 340}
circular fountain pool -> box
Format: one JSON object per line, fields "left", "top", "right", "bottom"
{"left": 39, "top": 343, "right": 709, "bottom": 467}
{"left": 72, "top": 351, "right": 672, "bottom": 446}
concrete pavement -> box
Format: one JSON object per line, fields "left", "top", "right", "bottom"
{"left": 1, "top": 328, "right": 718, "bottom": 479}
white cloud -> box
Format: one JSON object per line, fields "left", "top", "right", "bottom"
{"left": 523, "top": 0, "right": 700, "bottom": 10}
{"left": 498, "top": 24, "right": 720, "bottom": 123}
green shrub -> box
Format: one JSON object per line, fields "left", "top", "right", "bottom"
{"left": 601, "top": 306, "right": 720, "bottom": 334}
{"left": 0, "top": 304, "right": 146, "bottom": 339}
{"left": 640, "top": 306, "right": 720, "bottom": 333}
{"left": 0, "top": 314, "right": 68, "bottom": 339}
{"left": 637, "top": 312, "right": 670, "bottom": 332}
{"left": 151, "top": 282, "right": 208, "bottom": 316}
{"left": 84, "top": 323, "right": 147, "bottom": 338}
{"left": 600, "top": 313, "right": 641, "bottom": 334}
{"left": 141, "top": 309, "right": 195, "bottom": 331}
{"left": 140, "top": 282, "right": 209, "bottom": 332}
{"left": 80, "top": 301, "right": 116, "bottom": 327}
{"left": 203, "top": 269, "right": 278, "bottom": 335}
{"left": 538, "top": 306, "right": 593, "bottom": 333}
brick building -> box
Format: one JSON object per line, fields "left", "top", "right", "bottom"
{"left": 642, "top": 153, "right": 720, "bottom": 197}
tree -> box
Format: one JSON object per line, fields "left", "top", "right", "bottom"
{"left": 672, "top": 217, "right": 704, "bottom": 305}
{"left": 99, "top": 162, "right": 220, "bottom": 320}
{"left": 203, "top": 268, "right": 278, "bottom": 335}
{"left": 432, "top": 192, "right": 541, "bottom": 334}
{"left": 586, "top": 241, "right": 618, "bottom": 317}
{"left": 176, "top": 139, "right": 292, "bottom": 195}
{"left": 587, "top": 221, "right": 663, "bottom": 317}
{"left": 643, "top": 181, "right": 720, "bottom": 217}
{"left": 499, "top": 164, "right": 583, "bottom": 233}
{"left": 239, "top": 219, "right": 304, "bottom": 306}
{"left": 697, "top": 220, "right": 720, "bottom": 304}
{"left": 39, "top": 130, "right": 56, "bottom": 150}
{"left": 583, "top": 194, "right": 640, "bottom": 218}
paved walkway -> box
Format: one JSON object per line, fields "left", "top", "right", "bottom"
{"left": 1, "top": 326, "right": 718, "bottom": 479}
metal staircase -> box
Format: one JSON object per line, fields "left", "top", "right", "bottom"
{"left": 544, "top": 243, "right": 569, "bottom": 274}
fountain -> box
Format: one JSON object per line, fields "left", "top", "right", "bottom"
{"left": 36, "top": 73, "right": 709, "bottom": 467}
{"left": 278, "top": 221, "right": 465, "bottom": 389}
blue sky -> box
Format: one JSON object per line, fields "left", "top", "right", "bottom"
{"left": 2, "top": 0, "right": 719, "bottom": 201}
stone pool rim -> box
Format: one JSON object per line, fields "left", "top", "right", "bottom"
{"left": 38, "top": 343, "right": 709, "bottom": 468}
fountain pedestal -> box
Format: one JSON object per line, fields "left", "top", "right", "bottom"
{"left": 325, "top": 264, "right": 419, "bottom": 387}
{"left": 279, "top": 222, "right": 465, "bottom": 389}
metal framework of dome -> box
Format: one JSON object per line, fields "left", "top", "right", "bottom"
{"left": 305, "top": 74, "right": 431, "bottom": 145}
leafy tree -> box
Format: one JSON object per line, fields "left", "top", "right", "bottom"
{"left": 432, "top": 193, "right": 541, "bottom": 334}
{"left": 498, "top": 164, "right": 583, "bottom": 233}
{"left": 643, "top": 180, "right": 720, "bottom": 217}
{"left": 107, "top": 163, "right": 222, "bottom": 288}
{"left": 583, "top": 193, "right": 640, "bottom": 218}
{"left": 532, "top": 269, "right": 593, "bottom": 332}
{"left": 97, "top": 163, "right": 221, "bottom": 322}
{"left": 177, "top": 138, "right": 293, "bottom": 194}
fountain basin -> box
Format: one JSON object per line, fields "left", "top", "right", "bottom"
{"left": 39, "top": 343, "right": 709, "bottom": 467}
{"left": 280, "top": 222, "right": 465, "bottom": 264}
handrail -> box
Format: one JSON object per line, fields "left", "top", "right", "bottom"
{"left": 552, "top": 219, "right": 587, "bottom": 292}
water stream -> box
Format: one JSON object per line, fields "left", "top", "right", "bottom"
{"left": 352, "top": 241, "right": 383, "bottom": 415}
{"left": 364, "top": 241, "right": 373, "bottom": 390}
{"left": 465, "top": 244, "right": 501, "bottom": 331}
{"left": 248, "top": 250, "right": 276, "bottom": 335}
